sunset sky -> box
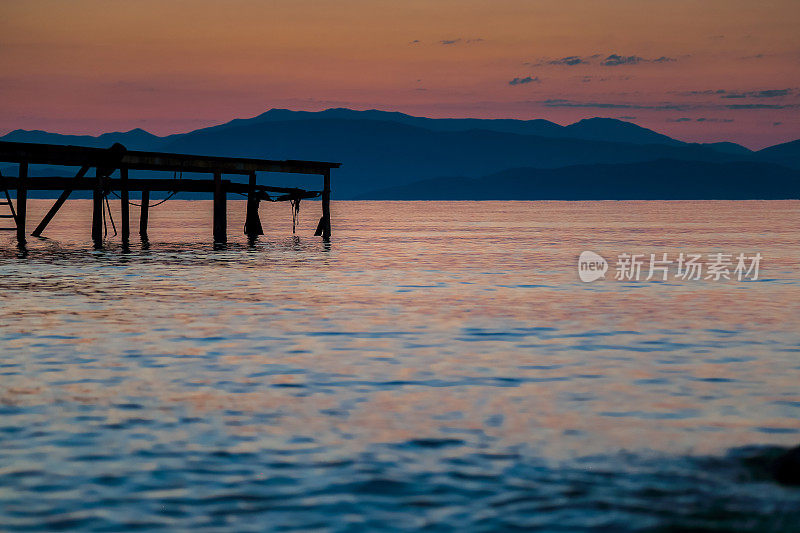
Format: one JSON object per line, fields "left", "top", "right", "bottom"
{"left": 2, "top": 0, "right": 798, "bottom": 148}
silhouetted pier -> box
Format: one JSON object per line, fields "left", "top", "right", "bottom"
{"left": 0, "top": 141, "right": 339, "bottom": 247}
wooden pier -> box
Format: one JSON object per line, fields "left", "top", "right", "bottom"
{"left": 0, "top": 141, "right": 339, "bottom": 247}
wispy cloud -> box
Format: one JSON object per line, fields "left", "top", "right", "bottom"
{"left": 579, "top": 75, "right": 632, "bottom": 83}
{"left": 602, "top": 54, "right": 644, "bottom": 66}
{"left": 675, "top": 89, "right": 727, "bottom": 96}
{"left": 529, "top": 53, "right": 675, "bottom": 67}
{"left": 669, "top": 117, "right": 734, "bottom": 123}
{"left": 722, "top": 89, "right": 792, "bottom": 98}
{"left": 548, "top": 56, "right": 587, "bottom": 66}
{"left": 508, "top": 76, "right": 540, "bottom": 86}
{"left": 439, "top": 37, "right": 484, "bottom": 46}
{"left": 725, "top": 103, "right": 798, "bottom": 109}
{"left": 603, "top": 54, "right": 676, "bottom": 66}
{"left": 542, "top": 98, "right": 799, "bottom": 111}
{"left": 674, "top": 88, "right": 796, "bottom": 99}
{"left": 542, "top": 99, "right": 686, "bottom": 110}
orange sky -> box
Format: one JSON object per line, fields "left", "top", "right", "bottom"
{"left": 1, "top": 0, "right": 798, "bottom": 148}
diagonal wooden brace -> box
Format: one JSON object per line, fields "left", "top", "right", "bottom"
{"left": 31, "top": 165, "right": 90, "bottom": 237}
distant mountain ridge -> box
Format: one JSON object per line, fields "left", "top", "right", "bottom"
{"left": 2, "top": 108, "right": 753, "bottom": 150}
{"left": 1, "top": 108, "right": 797, "bottom": 199}
{"left": 358, "top": 159, "right": 800, "bottom": 200}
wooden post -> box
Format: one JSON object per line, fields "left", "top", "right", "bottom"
{"left": 120, "top": 166, "right": 129, "bottom": 243}
{"left": 322, "top": 169, "right": 331, "bottom": 239}
{"left": 244, "top": 171, "right": 263, "bottom": 239}
{"left": 139, "top": 189, "right": 149, "bottom": 241}
{"left": 213, "top": 171, "right": 226, "bottom": 244}
{"left": 16, "top": 162, "right": 27, "bottom": 245}
{"left": 92, "top": 170, "right": 103, "bottom": 245}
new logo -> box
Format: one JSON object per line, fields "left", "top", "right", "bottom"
{"left": 578, "top": 251, "right": 608, "bottom": 282}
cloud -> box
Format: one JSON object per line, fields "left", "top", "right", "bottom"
{"left": 722, "top": 89, "right": 792, "bottom": 98}
{"left": 530, "top": 53, "right": 676, "bottom": 67}
{"left": 548, "top": 56, "right": 587, "bottom": 66}
{"left": 725, "top": 103, "right": 798, "bottom": 109}
{"left": 675, "top": 88, "right": 796, "bottom": 100}
{"left": 579, "top": 75, "right": 632, "bottom": 83}
{"left": 668, "top": 116, "right": 735, "bottom": 123}
{"left": 439, "top": 38, "right": 484, "bottom": 46}
{"left": 542, "top": 99, "right": 686, "bottom": 110}
{"left": 602, "top": 54, "right": 644, "bottom": 66}
{"left": 543, "top": 98, "right": 800, "bottom": 112}
{"left": 508, "top": 76, "right": 540, "bottom": 86}
{"left": 675, "top": 89, "right": 727, "bottom": 96}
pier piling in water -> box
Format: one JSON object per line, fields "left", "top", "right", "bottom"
{"left": 245, "top": 171, "right": 264, "bottom": 239}
{"left": 213, "top": 171, "right": 226, "bottom": 244}
{"left": 120, "top": 167, "right": 130, "bottom": 244}
{"left": 139, "top": 190, "right": 150, "bottom": 242}
{"left": 0, "top": 141, "right": 339, "bottom": 246}
{"left": 16, "top": 162, "right": 27, "bottom": 245}
{"left": 91, "top": 171, "right": 103, "bottom": 245}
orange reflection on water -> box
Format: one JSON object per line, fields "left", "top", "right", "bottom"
{"left": 0, "top": 200, "right": 799, "bottom": 459}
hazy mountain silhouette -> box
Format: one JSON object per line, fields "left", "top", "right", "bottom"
{"left": 701, "top": 142, "right": 753, "bottom": 156}
{"left": 358, "top": 159, "right": 800, "bottom": 200}
{"left": 756, "top": 139, "right": 800, "bottom": 170}
{"left": 194, "top": 108, "right": 566, "bottom": 138}
{"left": 156, "top": 118, "right": 765, "bottom": 196}
{"left": 1, "top": 128, "right": 161, "bottom": 150}
{"left": 2, "top": 108, "right": 797, "bottom": 198}
{"left": 178, "top": 108, "right": 687, "bottom": 145}
{"left": 560, "top": 117, "right": 685, "bottom": 146}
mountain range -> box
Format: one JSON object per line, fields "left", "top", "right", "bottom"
{"left": 2, "top": 108, "right": 798, "bottom": 199}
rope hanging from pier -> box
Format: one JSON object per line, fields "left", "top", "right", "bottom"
{"left": 110, "top": 190, "right": 178, "bottom": 208}
{"left": 109, "top": 169, "right": 183, "bottom": 208}
{"left": 101, "top": 192, "right": 117, "bottom": 238}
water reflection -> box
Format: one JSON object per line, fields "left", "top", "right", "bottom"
{"left": 0, "top": 200, "right": 799, "bottom": 530}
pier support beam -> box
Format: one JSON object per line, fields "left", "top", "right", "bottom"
{"left": 16, "top": 162, "right": 27, "bottom": 245}
{"left": 139, "top": 190, "right": 149, "bottom": 242}
{"left": 92, "top": 170, "right": 103, "bottom": 245}
{"left": 32, "top": 165, "right": 90, "bottom": 237}
{"left": 244, "top": 171, "right": 263, "bottom": 240}
{"left": 120, "top": 167, "right": 130, "bottom": 244}
{"left": 213, "top": 171, "right": 226, "bottom": 244}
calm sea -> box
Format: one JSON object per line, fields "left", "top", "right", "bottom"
{"left": 1, "top": 200, "right": 799, "bottom": 531}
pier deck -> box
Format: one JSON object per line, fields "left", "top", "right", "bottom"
{"left": 0, "top": 140, "right": 340, "bottom": 246}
